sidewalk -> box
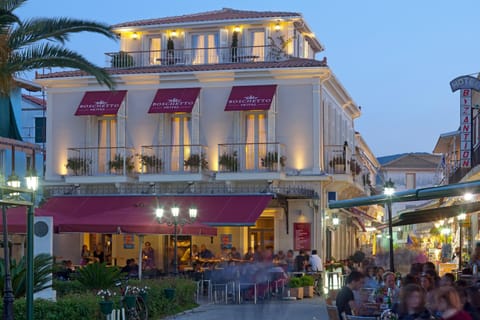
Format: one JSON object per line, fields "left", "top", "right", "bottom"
{"left": 165, "top": 296, "right": 328, "bottom": 320}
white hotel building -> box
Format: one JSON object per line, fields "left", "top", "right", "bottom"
{"left": 35, "top": 8, "right": 379, "bottom": 270}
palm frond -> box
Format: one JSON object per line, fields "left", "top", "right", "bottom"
{"left": 9, "top": 17, "right": 116, "bottom": 49}
{"left": 9, "top": 43, "right": 115, "bottom": 89}
{"left": 0, "top": 0, "right": 28, "bottom": 12}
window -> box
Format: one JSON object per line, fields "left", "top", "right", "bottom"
{"left": 97, "top": 117, "right": 117, "bottom": 174}
{"left": 406, "top": 173, "right": 416, "bottom": 189}
{"left": 245, "top": 112, "right": 267, "bottom": 170}
{"left": 170, "top": 114, "right": 192, "bottom": 171}
{"left": 249, "top": 30, "right": 265, "bottom": 61}
{"left": 148, "top": 37, "right": 162, "bottom": 65}
{"left": 192, "top": 33, "right": 219, "bottom": 64}
{"left": 34, "top": 117, "right": 46, "bottom": 143}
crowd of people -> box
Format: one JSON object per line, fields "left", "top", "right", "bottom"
{"left": 334, "top": 261, "right": 480, "bottom": 320}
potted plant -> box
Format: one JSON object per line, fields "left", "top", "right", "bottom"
{"left": 231, "top": 31, "right": 239, "bottom": 62}
{"left": 329, "top": 156, "right": 345, "bottom": 173}
{"left": 261, "top": 151, "right": 286, "bottom": 171}
{"left": 183, "top": 153, "right": 208, "bottom": 172}
{"left": 138, "top": 154, "right": 162, "bottom": 173}
{"left": 66, "top": 157, "right": 91, "bottom": 176}
{"left": 300, "top": 275, "right": 314, "bottom": 298}
{"left": 167, "top": 37, "right": 175, "bottom": 65}
{"left": 219, "top": 151, "right": 239, "bottom": 172}
{"left": 288, "top": 277, "right": 304, "bottom": 299}
{"left": 349, "top": 159, "right": 362, "bottom": 175}
{"left": 108, "top": 154, "right": 135, "bottom": 174}
{"left": 110, "top": 51, "right": 134, "bottom": 68}
{"left": 97, "top": 289, "right": 114, "bottom": 315}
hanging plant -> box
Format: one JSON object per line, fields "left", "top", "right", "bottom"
{"left": 231, "top": 31, "right": 239, "bottom": 62}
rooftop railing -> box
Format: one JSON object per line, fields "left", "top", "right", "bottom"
{"left": 105, "top": 45, "right": 286, "bottom": 69}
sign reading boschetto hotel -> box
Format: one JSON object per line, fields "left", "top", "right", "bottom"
{"left": 450, "top": 75, "right": 480, "bottom": 92}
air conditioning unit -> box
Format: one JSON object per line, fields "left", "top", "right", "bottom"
{"left": 33, "top": 216, "right": 55, "bottom": 301}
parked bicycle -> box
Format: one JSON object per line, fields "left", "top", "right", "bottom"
{"left": 115, "top": 279, "right": 148, "bottom": 320}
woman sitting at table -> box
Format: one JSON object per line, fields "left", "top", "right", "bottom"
{"left": 392, "top": 283, "right": 431, "bottom": 320}
{"left": 434, "top": 286, "right": 472, "bottom": 320}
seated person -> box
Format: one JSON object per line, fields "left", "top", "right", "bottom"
{"left": 336, "top": 270, "right": 365, "bottom": 318}
{"left": 199, "top": 244, "right": 214, "bottom": 260}
{"left": 121, "top": 258, "right": 139, "bottom": 278}
{"left": 393, "top": 283, "right": 431, "bottom": 320}
{"left": 229, "top": 247, "right": 242, "bottom": 260}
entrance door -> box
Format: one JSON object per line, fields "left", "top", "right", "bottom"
{"left": 98, "top": 117, "right": 117, "bottom": 174}
{"left": 192, "top": 33, "right": 218, "bottom": 64}
{"left": 170, "top": 114, "right": 191, "bottom": 172}
{"left": 248, "top": 217, "right": 274, "bottom": 250}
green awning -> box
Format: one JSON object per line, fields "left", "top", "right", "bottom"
{"left": 391, "top": 201, "right": 480, "bottom": 227}
{"left": 328, "top": 179, "right": 480, "bottom": 209}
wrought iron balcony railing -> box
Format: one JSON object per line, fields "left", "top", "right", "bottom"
{"left": 66, "top": 147, "right": 136, "bottom": 176}
{"left": 217, "top": 142, "right": 286, "bottom": 173}
{"left": 105, "top": 45, "right": 284, "bottom": 69}
{"left": 139, "top": 144, "right": 208, "bottom": 174}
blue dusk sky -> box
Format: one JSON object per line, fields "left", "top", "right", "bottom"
{"left": 17, "top": 1, "right": 480, "bottom": 157}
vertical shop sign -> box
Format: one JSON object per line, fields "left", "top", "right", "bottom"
{"left": 293, "top": 223, "right": 311, "bottom": 251}
{"left": 450, "top": 75, "right": 480, "bottom": 168}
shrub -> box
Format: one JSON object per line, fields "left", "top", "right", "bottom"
{"left": 218, "top": 151, "right": 239, "bottom": 172}
{"left": 0, "top": 253, "right": 53, "bottom": 298}
{"left": 299, "top": 275, "right": 314, "bottom": 287}
{"left": 73, "top": 263, "right": 122, "bottom": 291}
{"left": 288, "top": 277, "right": 302, "bottom": 288}
{"left": 110, "top": 51, "right": 134, "bottom": 68}
{"left": 53, "top": 280, "right": 88, "bottom": 298}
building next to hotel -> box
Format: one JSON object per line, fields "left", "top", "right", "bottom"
{"left": 34, "top": 8, "right": 379, "bottom": 270}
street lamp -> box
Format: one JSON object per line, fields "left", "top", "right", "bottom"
{"left": 457, "top": 213, "right": 467, "bottom": 271}
{"left": 154, "top": 206, "right": 197, "bottom": 275}
{"left": 25, "top": 171, "right": 38, "bottom": 320}
{"left": 383, "top": 178, "right": 395, "bottom": 273}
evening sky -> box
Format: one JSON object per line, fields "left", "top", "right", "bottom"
{"left": 18, "top": 0, "right": 480, "bottom": 156}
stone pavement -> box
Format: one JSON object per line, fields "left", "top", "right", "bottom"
{"left": 166, "top": 296, "right": 328, "bottom": 320}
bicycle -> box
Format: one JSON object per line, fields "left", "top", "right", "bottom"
{"left": 310, "top": 272, "right": 323, "bottom": 297}
{"left": 115, "top": 279, "right": 148, "bottom": 320}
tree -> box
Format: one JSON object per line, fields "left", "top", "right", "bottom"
{"left": 0, "top": 0, "right": 117, "bottom": 140}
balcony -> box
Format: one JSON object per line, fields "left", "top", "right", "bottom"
{"left": 324, "top": 144, "right": 371, "bottom": 194}
{"left": 216, "top": 142, "right": 286, "bottom": 180}
{"left": 105, "top": 45, "right": 281, "bottom": 69}
{"left": 138, "top": 144, "right": 208, "bottom": 182}
{"left": 65, "top": 147, "right": 136, "bottom": 184}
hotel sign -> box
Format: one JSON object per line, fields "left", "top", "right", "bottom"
{"left": 450, "top": 76, "right": 480, "bottom": 168}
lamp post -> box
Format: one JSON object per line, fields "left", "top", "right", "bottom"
{"left": 384, "top": 178, "right": 395, "bottom": 273}
{"left": 25, "top": 172, "right": 38, "bottom": 320}
{"left": 154, "top": 206, "right": 197, "bottom": 275}
{"left": 457, "top": 213, "right": 466, "bottom": 272}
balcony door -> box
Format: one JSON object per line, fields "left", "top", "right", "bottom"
{"left": 98, "top": 117, "right": 117, "bottom": 174}
{"left": 248, "top": 29, "right": 265, "bottom": 62}
{"left": 148, "top": 36, "right": 162, "bottom": 65}
{"left": 170, "top": 114, "right": 191, "bottom": 172}
{"left": 245, "top": 112, "right": 267, "bottom": 170}
{"left": 192, "top": 33, "right": 219, "bottom": 65}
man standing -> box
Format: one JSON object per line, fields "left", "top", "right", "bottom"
{"left": 336, "top": 271, "right": 365, "bottom": 318}
{"left": 309, "top": 249, "right": 323, "bottom": 272}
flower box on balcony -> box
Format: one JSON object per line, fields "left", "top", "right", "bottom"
{"left": 138, "top": 154, "right": 163, "bottom": 174}
{"left": 66, "top": 157, "right": 91, "bottom": 176}
{"left": 261, "top": 151, "right": 286, "bottom": 171}
{"left": 108, "top": 154, "right": 135, "bottom": 174}
{"left": 184, "top": 153, "right": 208, "bottom": 173}
{"left": 219, "top": 151, "right": 239, "bottom": 172}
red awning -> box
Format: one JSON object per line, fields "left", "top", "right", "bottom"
{"left": 224, "top": 85, "right": 277, "bottom": 111}
{"left": 148, "top": 88, "right": 201, "bottom": 113}
{"left": 30, "top": 194, "right": 271, "bottom": 234}
{"left": 75, "top": 90, "right": 127, "bottom": 116}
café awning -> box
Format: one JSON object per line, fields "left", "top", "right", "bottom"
{"left": 74, "top": 90, "right": 127, "bottom": 116}
{"left": 224, "top": 85, "right": 276, "bottom": 111}
{"left": 148, "top": 88, "right": 201, "bottom": 113}
{"left": 391, "top": 201, "right": 480, "bottom": 227}
{"left": 30, "top": 194, "right": 272, "bottom": 233}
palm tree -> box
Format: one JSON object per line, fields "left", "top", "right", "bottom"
{"left": 0, "top": 0, "right": 116, "bottom": 140}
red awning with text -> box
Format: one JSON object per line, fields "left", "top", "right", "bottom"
{"left": 148, "top": 88, "right": 201, "bottom": 113}
{"left": 224, "top": 85, "right": 277, "bottom": 111}
{"left": 75, "top": 90, "right": 127, "bottom": 116}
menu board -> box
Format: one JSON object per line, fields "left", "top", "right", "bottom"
{"left": 294, "top": 223, "right": 311, "bottom": 251}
